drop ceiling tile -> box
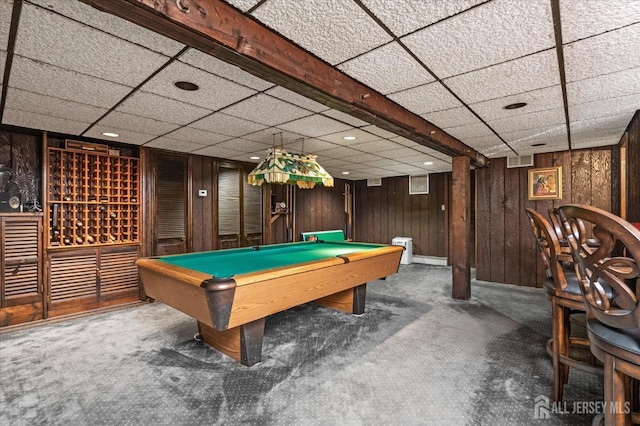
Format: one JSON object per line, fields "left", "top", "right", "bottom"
{"left": 444, "top": 122, "right": 494, "bottom": 140}
{"left": 384, "top": 164, "right": 428, "bottom": 175}
{"left": 144, "top": 138, "right": 207, "bottom": 153}
{"left": 252, "top": 0, "right": 392, "bottom": 65}
{"left": 191, "top": 145, "right": 243, "bottom": 159}
{"left": 179, "top": 49, "right": 274, "bottom": 91}
{"left": 401, "top": 0, "right": 554, "bottom": 78}
{"left": 377, "top": 147, "right": 421, "bottom": 159}
{"left": 292, "top": 139, "right": 339, "bottom": 154}
{"left": 94, "top": 110, "right": 180, "bottom": 136}
{"left": 570, "top": 94, "right": 640, "bottom": 123}
{"left": 361, "top": 158, "right": 396, "bottom": 168}
{"left": 116, "top": 91, "right": 212, "bottom": 125}
{"left": 444, "top": 50, "right": 560, "bottom": 104}
{"left": 264, "top": 87, "right": 329, "bottom": 113}
{"left": 83, "top": 125, "right": 158, "bottom": 145}
{"left": 361, "top": 0, "right": 487, "bottom": 37}
{"left": 240, "top": 128, "right": 307, "bottom": 147}
{"left": 337, "top": 42, "right": 435, "bottom": 95}
{"left": 5, "top": 87, "right": 107, "bottom": 123}
{"left": 140, "top": 60, "right": 257, "bottom": 111}
{"left": 421, "top": 106, "right": 479, "bottom": 129}
{"left": 318, "top": 158, "right": 355, "bottom": 167}
{"left": 15, "top": 4, "right": 170, "bottom": 87}
{"left": 190, "top": 113, "right": 267, "bottom": 137}
{"left": 321, "top": 110, "right": 369, "bottom": 127}
{"left": 350, "top": 139, "right": 404, "bottom": 152}
{"left": 10, "top": 56, "right": 132, "bottom": 108}
{"left": 319, "top": 129, "right": 382, "bottom": 145}
{"left": 565, "top": 25, "right": 640, "bottom": 83}
{"left": 567, "top": 67, "right": 640, "bottom": 106}
{"left": 560, "top": 0, "right": 640, "bottom": 43}
{"left": 216, "top": 138, "right": 271, "bottom": 152}
{"left": 388, "top": 81, "right": 462, "bottom": 115}
{"left": 571, "top": 137, "right": 621, "bottom": 150}
{"left": 501, "top": 123, "right": 568, "bottom": 148}
{"left": 223, "top": 94, "right": 313, "bottom": 126}
{"left": 225, "top": 0, "right": 262, "bottom": 12}
{"left": 2, "top": 108, "right": 90, "bottom": 135}
{"left": 570, "top": 112, "right": 632, "bottom": 146}
{"left": 360, "top": 125, "right": 399, "bottom": 139}
{"left": 469, "top": 85, "right": 564, "bottom": 121}
{"left": 29, "top": 0, "right": 184, "bottom": 55}
{"left": 406, "top": 143, "right": 452, "bottom": 161}
{"left": 462, "top": 134, "right": 506, "bottom": 154}
{"left": 164, "top": 127, "right": 232, "bottom": 146}
{"left": 487, "top": 108, "right": 566, "bottom": 135}
{"left": 320, "top": 146, "right": 365, "bottom": 159}
{"left": 277, "top": 115, "right": 353, "bottom": 138}
{"left": 0, "top": 0, "right": 11, "bottom": 50}
{"left": 335, "top": 153, "right": 384, "bottom": 163}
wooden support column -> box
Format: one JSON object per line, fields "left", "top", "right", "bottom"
{"left": 451, "top": 156, "right": 471, "bottom": 300}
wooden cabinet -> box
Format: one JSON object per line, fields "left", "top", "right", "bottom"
{"left": 0, "top": 214, "right": 44, "bottom": 326}
{"left": 47, "top": 245, "right": 140, "bottom": 317}
{"left": 43, "top": 140, "right": 143, "bottom": 319}
{"left": 46, "top": 142, "right": 139, "bottom": 247}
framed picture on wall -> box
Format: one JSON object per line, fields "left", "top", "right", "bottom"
{"left": 528, "top": 166, "right": 563, "bottom": 200}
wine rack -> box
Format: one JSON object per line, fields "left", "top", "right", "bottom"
{"left": 46, "top": 143, "right": 139, "bottom": 248}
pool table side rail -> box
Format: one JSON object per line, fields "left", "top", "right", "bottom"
{"left": 136, "top": 244, "right": 403, "bottom": 331}
{"left": 224, "top": 246, "right": 403, "bottom": 329}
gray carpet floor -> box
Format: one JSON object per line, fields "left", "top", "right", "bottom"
{"left": 0, "top": 264, "right": 602, "bottom": 425}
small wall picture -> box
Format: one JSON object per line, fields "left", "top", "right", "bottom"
{"left": 528, "top": 166, "right": 562, "bottom": 200}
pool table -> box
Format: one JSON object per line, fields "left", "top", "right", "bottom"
{"left": 136, "top": 240, "right": 403, "bottom": 366}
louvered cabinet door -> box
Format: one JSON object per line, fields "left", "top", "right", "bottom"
{"left": 47, "top": 246, "right": 141, "bottom": 317}
{"left": 0, "top": 215, "right": 44, "bottom": 326}
{"left": 99, "top": 246, "right": 140, "bottom": 301}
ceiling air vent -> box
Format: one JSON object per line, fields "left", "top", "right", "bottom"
{"left": 409, "top": 175, "right": 429, "bottom": 194}
{"left": 507, "top": 154, "right": 534, "bottom": 168}
{"left": 367, "top": 178, "right": 382, "bottom": 187}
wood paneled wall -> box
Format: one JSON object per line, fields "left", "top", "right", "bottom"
{"left": 626, "top": 110, "right": 640, "bottom": 222}
{"left": 294, "top": 179, "right": 350, "bottom": 240}
{"left": 353, "top": 173, "right": 453, "bottom": 257}
{"left": 475, "top": 148, "right": 615, "bottom": 287}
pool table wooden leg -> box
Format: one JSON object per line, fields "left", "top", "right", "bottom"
{"left": 197, "top": 317, "right": 266, "bottom": 366}
{"left": 314, "top": 283, "right": 367, "bottom": 314}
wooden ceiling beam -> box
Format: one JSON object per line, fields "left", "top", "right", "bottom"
{"left": 80, "top": 0, "right": 487, "bottom": 167}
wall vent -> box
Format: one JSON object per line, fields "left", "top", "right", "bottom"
{"left": 367, "top": 178, "right": 382, "bottom": 187}
{"left": 409, "top": 175, "right": 429, "bottom": 194}
{"left": 507, "top": 154, "right": 534, "bottom": 168}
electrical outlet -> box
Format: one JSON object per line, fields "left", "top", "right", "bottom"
{"left": 198, "top": 190, "right": 207, "bottom": 197}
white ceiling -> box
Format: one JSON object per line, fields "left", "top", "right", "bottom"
{"left": 1, "top": 0, "right": 639, "bottom": 180}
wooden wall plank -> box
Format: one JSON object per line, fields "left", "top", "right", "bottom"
{"left": 519, "top": 166, "right": 538, "bottom": 287}
{"left": 475, "top": 167, "right": 491, "bottom": 281}
{"left": 489, "top": 158, "right": 505, "bottom": 283}
{"left": 627, "top": 111, "right": 640, "bottom": 222}
{"left": 503, "top": 165, "right": 521, "bottom": 285}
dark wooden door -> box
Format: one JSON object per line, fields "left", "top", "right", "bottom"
{"left": 154, "top": 153, "right": 187, "bottom": 256}
{"left": 218, "top": 165, "right": 262, "bottom": 249}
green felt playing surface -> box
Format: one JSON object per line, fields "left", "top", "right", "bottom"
{"left": 157, "top": 241, "right": 385, "bottom": 278}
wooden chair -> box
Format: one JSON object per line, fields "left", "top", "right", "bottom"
{"left": 526, "top": 208, "right": 603, "bottom": 402}
{"left": 558, "top": 204, "right": 640, "bottom": 426}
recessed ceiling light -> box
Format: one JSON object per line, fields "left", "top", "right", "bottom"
{"left": 531, "top": 143, "right": 547, "bottom": 147}
{"left": 175, "top": 81, "right": 199, "bottom": 91}
{"left": 102, "top": 132, "right": 119, "bottom": 138}
{"left": 503, "top": 102, "right": 527, "bottom": 110}
{"left": 342, "top": 171, "right": 350, "bottom": 175}
{"left": 343, "top": 136, "right": 357, "bottom": 141}
{"left": 250, "top": 156, "right": 260, "bottom": 160}
{"left": 424, "top": 161, "right": 433, "bottom": 165}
